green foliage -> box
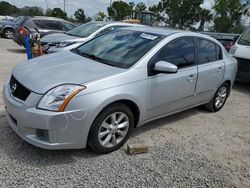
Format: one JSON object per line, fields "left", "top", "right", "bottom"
{"left": 158, "top": 0, "right": 204, "bottom": 29}
{"left": 19, "top": 6, "right": 44, "bottom": 16}
{"left": 198, "top": 9, "right": 213, "bottom": 31}
{"left": 148, "top": 4, "right": 162, "bottom": 22}
{"left": 74, "top": 8, "right": 86, "bottom": 23}
{"left": 51, "top": 8, "right": 67, "bottom": 19}
{"left": 95, "top": 11, "right": 107, "bottom": 21}
{"left": 45, "top": 8, "right": 53, "bottom": 17}
{"left": 135, "top": 2, "right": 147, "bottom": 12}
{"left": 213, "top": 0, "right": 249, "bottom": 33}
{"left": 0, "top": 1, "right": 19, "bottom": 16}
{"left": 107, "top": 1, "right": 133, "bottom": 21}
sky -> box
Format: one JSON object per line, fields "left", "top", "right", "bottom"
{"left": 3, "top": 0, "right": 215, "bottom": 17}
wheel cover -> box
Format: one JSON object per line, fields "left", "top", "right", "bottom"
{"left": 214, "top": 86, "right": 227, "bottom": 109}
{"left": 5, "top": 30, "right": 13, "bottom": 39}
{"left": 98, "top": 112, "right": 129, "bottom": 148}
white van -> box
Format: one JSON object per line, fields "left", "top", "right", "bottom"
{"left": 229, "top": 27, "right": 250, "bottom": 81}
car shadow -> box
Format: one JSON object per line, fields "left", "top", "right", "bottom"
{"left": 0, "top": 107, "right": 209, "bottom": 167}
{"left": 233, "top": 81, "right": 250, "bottom": 94}
{"left": 0, "top": 115, "right": 99, "bottom": 167}
{"left": 131, "top": 107, "right": 206, "bottom": 138}
{"left": 7, "top": 48, "right": 26, "bottom": 54}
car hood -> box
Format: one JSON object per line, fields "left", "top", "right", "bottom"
{"left": 41, "top": 33, "right": 80, "bottom": 43}
{"left": 12, "top": 51, "right": 125, "bottom": 94}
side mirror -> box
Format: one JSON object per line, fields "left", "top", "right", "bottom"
{"left": 153, "top": 61, "right": 178, "bottom": 74}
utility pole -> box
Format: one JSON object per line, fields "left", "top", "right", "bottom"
{"left": 63, "top": 0, "right": 66, "bottom": 13}
{"left": 110, "top": 0, "right": 112, "bottom": 7}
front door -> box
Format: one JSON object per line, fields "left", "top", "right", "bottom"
{"left": 146, "top": 37, "right": 198, "bottom": 120}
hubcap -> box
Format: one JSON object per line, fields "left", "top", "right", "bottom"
{"left": 214, "top": 86, "right": 227, "bottom": 109}
{"left": 98, "top": 112, "right": 129, "bottom": 148}
{"left": 5, "top": 30, "right": 13, "bottom": 39}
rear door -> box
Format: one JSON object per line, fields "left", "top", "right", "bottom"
{"left": 195, "top": 38, "right": 225, "bottom": 101}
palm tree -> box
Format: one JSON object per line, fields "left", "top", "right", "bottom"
{"left": 198, "top": 9, "right": 213, "bottom": 31}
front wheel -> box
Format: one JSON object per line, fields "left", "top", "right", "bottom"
{"left": 205, "top": 83, "right": 229, "bottom": 112}
{"left": 88, "top": 103, "right": 134, "bottom": 154}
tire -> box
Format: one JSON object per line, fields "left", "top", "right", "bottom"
{"left": 204, "top": 83, "right": 229, "bottom": 112}
{"left": 88, "top": 103, "right": 134, "bottom": 154}
{"left": 3, "top": 28, "right": 13, "bottom": 39}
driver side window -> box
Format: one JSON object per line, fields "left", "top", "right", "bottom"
{"left": 150, "top": 37, "right": 195, "bottom": 68}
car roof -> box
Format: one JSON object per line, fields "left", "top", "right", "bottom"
{"left": 120, "top": 26, "right": 183, "bottom": 36}
{"left": 90, "top": 21, "right": 142, "bottom": 27}
{"left": 30, "top": 16, "right": 66, "bottom": 21}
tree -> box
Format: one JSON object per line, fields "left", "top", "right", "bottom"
{"left": 213, "top": 0, "right": 249, "bottom": 33}
{"left": 51, "top": 8, "right": 67, "bottom": 19}
{"left": 107, "top": 1, "right": 133, "bottom": 21}
{"left": 148, "top": 4, "right": 163, "bottom": 22}
{"left": 157, "top": 0, "right": 204, "bottom": 29}
{"left": 74, "top": 8, "right": 86, "bottom": 23}
{"left": 95, "top": 11, "right": 107, "bottom": 21}
{"left": 198, "top": 9, "right": 213, "bottom": 31}
{"left": 19, "top": 6, "right": 44, "bottom": 16}
{"left": 45, "top": 8, "right": 53, "bottom": 17}
{"left": 0, "top": 1, "right": 19, "bottom": 16}
{"left": 135, "top": 2, "right": 147, "bottom": 12}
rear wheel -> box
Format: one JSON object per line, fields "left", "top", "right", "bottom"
{"left": 3, "top": 28, "right": 13, "bottom": 39}
{"left": 205, "top": 83, "right": 229, "bottom": 112}
{"left": 88, "top": 103, "right": 134, "bottom": 154}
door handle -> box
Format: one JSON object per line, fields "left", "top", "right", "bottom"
{"left": 217, "top": 67, "right": 223, "bottom": 73}
{"left": 187, "top": 74, "right": 195, "bottom": 82}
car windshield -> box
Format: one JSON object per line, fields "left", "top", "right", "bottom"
{"left": 74, "top": 29, "right": 164, "bottom": 68}
{"left": 66, "top": 22, "right": 104, "bottom": 38}
{"left": 238, "top": 27, "right": 250, "bottom": 46}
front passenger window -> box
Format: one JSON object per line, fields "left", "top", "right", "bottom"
{"left": 151, "top": 37, "right": 195, "bottom": 68}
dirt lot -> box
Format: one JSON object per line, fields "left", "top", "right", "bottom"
{"left": 0, "top": 38, "right": 249, "bottom": 187}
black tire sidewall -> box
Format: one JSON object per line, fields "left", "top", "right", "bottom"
{"left": 3, "top": 29, "right": 13, "bottom": 39}
{"left": 88, "top": 103, "right": 134, "bottom": 154}
{"left": 212, "top": 83, "right": 229, "bottom": 112}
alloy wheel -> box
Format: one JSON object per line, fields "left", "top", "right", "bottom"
{"left": 98, "top": 112, "right": 129, "bottom": 148}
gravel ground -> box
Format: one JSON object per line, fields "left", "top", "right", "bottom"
{"left": 0, "top": 38, "right": 249, "bottom": 187}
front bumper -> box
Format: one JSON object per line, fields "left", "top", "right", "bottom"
{"left": 235, "top": 57, "right": 250, "bottom": 82}
{"left": 2, "top": 83, "right": 89, "bottom": 150}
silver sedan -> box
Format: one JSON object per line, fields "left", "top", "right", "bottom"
{"left": 3, "top": 27, "right": 237, "bottom": 153}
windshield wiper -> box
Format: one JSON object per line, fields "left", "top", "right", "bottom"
{"left": 79, "top": 52, "right": 118, "bottom": 67}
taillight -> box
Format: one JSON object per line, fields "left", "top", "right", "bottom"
{"left": 19, "top": 27, "right": 26, "bottom": 35}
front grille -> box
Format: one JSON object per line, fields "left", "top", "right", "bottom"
{"left": 9, "top": 75, "right": 31, "bottom": 101}
{"left": 236, "top": 58, "right": 250, "bottom": 73}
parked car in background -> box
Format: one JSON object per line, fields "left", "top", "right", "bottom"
{"left": 3, "top": 27, "right": 237, "bottom": 153}
{"left": 0, "top": 16, "right": 25, "bottom": 39}
{"left": 41, "top": 21, "right": 142, "bottom": 53}
{"left": 229, "top": 27, "right": 250, "bottom": 82}
{"left": 201, "top": 32, "right": 240, "bottom": 52}
{"left": 12, "top": 16, "right": 76, "bottom": 47}
{"left": 0, "top": 15, "right": 14, "bottom": 21}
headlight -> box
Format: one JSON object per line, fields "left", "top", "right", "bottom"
{"left": 38, "top": 85, "right": 86, "bottom": 112}
{"left": 0, "top": 24, "right": 3, "bottom": 28}
{"left": 56, "top": 42, "right": 75, "bottom": 48}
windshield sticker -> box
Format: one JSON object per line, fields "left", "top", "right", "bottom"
{"left": 140, "top": 33, "right": 158, "bottom": 40}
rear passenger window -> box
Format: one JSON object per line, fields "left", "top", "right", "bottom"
{"left": 150, "top": 37, "right": 195, "bottom": 68}
{"left": 34, "top": 20, "right": 63, "bottom": 30}
{"left": 198, "top": 38, "right": 221, "bottom": 64}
